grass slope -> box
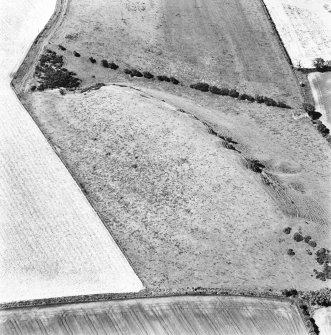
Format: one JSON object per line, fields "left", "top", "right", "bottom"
{"left": 24, "top": 85, "right": 331, "bottom": 291}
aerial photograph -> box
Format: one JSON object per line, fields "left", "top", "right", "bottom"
{"left": 0, "top": 0, "right": 330, "bottom": 334}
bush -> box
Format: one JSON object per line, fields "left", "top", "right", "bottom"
{"left": 308, "top": 240, "right": 317, "bottom": 248}
{"left": 170, "top": 77, "right": 179, "bottom": 85}
{"left": 255, "top": 95, "right": 265, "bottom": 103}
{"left": 109, "top": 62, "right": 119, "bottom": 70}
{"left": 303, "top": 103, "right": 315, "bottom": 113}
{"left": 283, "top": 227, "right": 291, "bottom": 234}
{"left": 277, "top": 101, "right": 291, "bottom": 109}
{"left": 228, "top": 89, "right": 239, "bottom": 98}
{"left": 131, "top": 69, "right": 143, "bottom": 77}
{"left": 157, "top": 75, "right": 171, "bottom": 82}
{"left": 313, "top": 58, "right": 331, "bottom": 72}
{"left": 73, "top": 51, "right": 80, "bottom": 57}
{"left": 264, "top": 97, "right": 277, "bottom": 106}
{"left": 304, "top": 235, "right": 312, "bottom": 243}
{"left": 239, "top": 93, "right": 255, "bottom": 102}
{"left": 317, "top": 123, "right": 330, "bottom": 136}
{"left": 101, "top": 59, "right": 109, "bottom": 68}
{"left": 124, "top": 68, "right": 132, "bottom": 75}
{"left": 58, "top": 45, "right": 66, "bottom": 51}
{"left": 34, "top": 49, "right": 81, "bottom": 90}
{"left": 282, "top": 289, "right": 298, "bottom": 297}
{"left": 209, "top": 86, "right": 222, "bottom": 95}
{"left": 287, "top": 249, "right": 295, "bottom": 256}
{"left": 293, "top": 232, "right": 304, "bottom": 242}
{"left": 307, "top": 288, "right": 331, "bottom": 306}
{"left": 143, "top": 71, "right": 154, "bottom": 79}
{"left": 89, "top": 57, "right": 96, "bottom": 64}
{"left": 30, "top": 85, "right": 37, "bottom": 92}
{"left": 190, "top": 82, "right": 210, "bottom": 92}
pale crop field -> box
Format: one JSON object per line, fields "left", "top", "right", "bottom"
{"left": 0, "top": 296, "right": 308, "bottom": 335}
{"left": 263, "top": 0, "right": 331, "bottom": 68}
{"left": 314, "top": 307, "right": 331, "bottom": 335}
{"left": 0, "top": 0, "right": 143, "bottom": 303}
{"left": 308, "top": 72, "right": 331, "bottom": 129}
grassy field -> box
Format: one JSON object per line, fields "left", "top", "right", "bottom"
{"left": 0, "top": 296, "right": 308, "bottom": 335}
{"left": 11, "top": 0, "right": 331, "bottom": 302}
{"left": 0, "top": 0, "right": 143, "bottom": 304}
{"left": 263, "top": 0, "right": 331, "bottom": 68}
{"left": 24, "top": 84, "right": 331, "bottom": 292}
{"left": 36, "top": 0, "right": 302, "bottom": 106}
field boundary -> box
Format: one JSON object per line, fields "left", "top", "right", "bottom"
{"left": 258, "top": 0, "right": 305, "bottom": 101}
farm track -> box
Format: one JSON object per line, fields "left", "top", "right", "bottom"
{"left": 0, "top": 0, "right": 143, "bottom": 303}
{"left": 0, "top": 296, "right": 309, "bottom": 335}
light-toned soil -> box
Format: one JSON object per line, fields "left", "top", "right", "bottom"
{"left": 263, "top": 0, "right": 331, "bottom": 68}
{"left": 0, "top": 0, "right": 143, "bottom": 304}
{"left": 24, "top": 84, "right": 331, "bottom": 292}
{"left": 314, "top": 307, "right": 331, "bottom": 335}
{"left": 308, "top": 72, "right": 331, "bottom": 129}
{"left": 0, "top": 296, "right": 308, "bottom": 335}
{"left": 36, "top": 0, "right": 302, "bottom": 106}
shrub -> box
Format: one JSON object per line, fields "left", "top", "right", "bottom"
{"left": 109, "top": 62, "right": 119, "bottom": 70}
{"left": 143, "top": 71, "right": 154, "bottom": 79}
{"left": 308, "top": 288, "right": 331, "bottom": 306}
{"left": 228, "top": 89, "right": 239, "bottom": 98}
{"left": 73, "top": 51, "right": 80, "bottom": 57}
{"left": 313, "top": 58, "right": 331, "bottom": 72}
{"left": 287, "top": 249, "right": 295, "bottom": 256}
{"left": 157, "top": 75, "right": 170, "bottom": 82}
{"left": 190, "top": 83, "right": 209, "bottom": 92}
{"left": 282, "top": 289, "right": 298, "bottom": 297}
{"left": 34, "top": 49, "right": 81, "bottom": 90}
{"left": 309, "top": 111, "right": 322, "bottom": 120}
{"left": 101, "top": 59, "right": 109, "bottom": 68}
{"left": 246, "top": 159, "right": 265, "bottom": 173}
{"left": 239, "top": 93, "right": 255, "bottom": 102}
{"left": 304, "top": 235, "right": 312, "bottom": 243}
{"left": 58, "top": 45, "right": 66, "bottom": 51}
{"left": 283, "top": 227, "right": 291, "bottom": 234}
{"left": 255, "top": 95, "right": 265, "bottom": 103}
{"left": 264, "top": 97, "right": 277, "bottom": 106}
{"left": 293, "top": 232, "right": 303, "bottom": 242}
{"left": 124, "top": 68, "right": 132, "bottom": 75}
{"left": 277, "top": 101, "right": 291, "bottom": 109}
{"left": 316, "top": 248, "right": 329, "bottom": 265}
{"left": 30, "top": 85, "right": 37, "bottom": 91}
{"left": 209, "top": 86, "right": 221, "bottom": 95}
{"left": 170, "top": 77, "right": 179, "bottom": 85}
{"left": 308, "top": 240, "right": 317, "bottom": 248}
{"left": 89, "top": 57, "right": 96, "bottom": 64}
{"left": 317, "top": 123, "right": 330, "bottom": 136}
{"left": 302, "top": 103, "right": 315, "bottom": 113}
{"left": 131, "top": 69, "right": 143, "bottom": 77}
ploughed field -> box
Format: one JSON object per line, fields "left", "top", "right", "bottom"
{"left": 0, "top": 0, "right": 143, "bottom": 304}
{"left": 263, "top": 0, "right": 331, "bottom": 68}
{"left": 0, "top": 296, "right": 308, "bottom": 335}
{"left": 27, "top": 0, "right": 302, "bottom": 106}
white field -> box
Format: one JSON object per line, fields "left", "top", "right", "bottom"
{"left": 314, "top": 307, "right": 331, "bottom": 335}
{"left": 0, "top": 0, "right": 143, "bottom": 303}
{"left": 308, "top": 72, "right": 331, "bottom": 130}
{"left": 263, "top": 0, "right": 331, "bottom": 68}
